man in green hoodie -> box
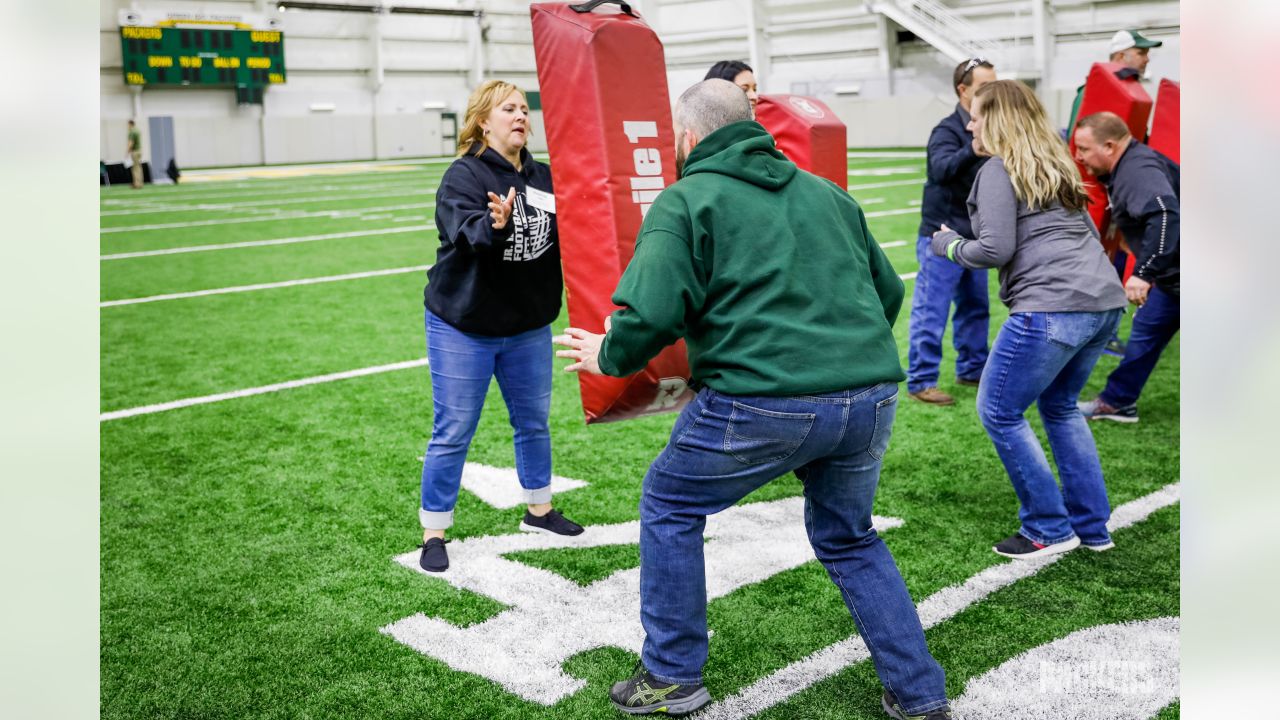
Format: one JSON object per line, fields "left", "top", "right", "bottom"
{"left": 555, "top": 80, "right": 951, "bottom": 720}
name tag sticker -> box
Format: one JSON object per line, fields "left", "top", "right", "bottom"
{"left": 525, "top": 186, "right": 556, "bottom": 214}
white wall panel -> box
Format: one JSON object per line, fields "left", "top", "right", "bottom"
{"left": 376, "top": 112, "right": 446, "bottom": 158}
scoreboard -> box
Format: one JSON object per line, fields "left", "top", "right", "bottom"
{"left": 120, "top": 25, "right": 286, "bottom": 103}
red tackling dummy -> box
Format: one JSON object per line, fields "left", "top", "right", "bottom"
{"left": 1148, "top": 79, "right": 1180, "bottom": 164}
{"left": 531, "top": 1, "right": 694, "bottom": 424}
{"left": 755, "top": 94, "right": 848, "bottom": 187}
{"left": 1069, "top": 62, "right": 1153, "bottom": 260}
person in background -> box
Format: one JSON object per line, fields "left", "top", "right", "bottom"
{"left": 416, "top": 80, "right": 583, "bottom": 574}
{"left": 1065, "top": 29, "right": 1163, "bottom": 359}
{"left": 1073, "top": 112, "right": 1180, "bottom": 424}
{"left": 930, "top": 81, "right": 1127, "bottom": 559}
{"left": 908, "top": 58, "right": 996, "bottom": 406}
{"left": 127, "top": 120, "right": 143, "bottom": 189}
{"left": 705, "top": 60, "right": 759, "bottom": 118}
{"left": 1067, "top": 29, "right": 1164, "bottom": 133}
{"left": 557, "top": 80, "right": 951, "bottom": 720}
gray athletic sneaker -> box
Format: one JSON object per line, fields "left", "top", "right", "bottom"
{"left": 882, "top": 690, "right": 952, "bottom": 719}
{"left": 1077, "top": 397, "right": 1139, "bottom": 423}
{"left": 609, "top": 666, "right": 711, "bottom": 716}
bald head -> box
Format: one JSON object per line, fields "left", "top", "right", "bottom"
{"left": 674, "top": 79, "right": 752, "bottom": 142}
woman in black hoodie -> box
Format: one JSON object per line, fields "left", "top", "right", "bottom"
{"left": 417, "top": 81, "right": 582, "bottom": 573}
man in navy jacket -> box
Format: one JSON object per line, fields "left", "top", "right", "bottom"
{"left": 1073, "top": 111, "right": 1180, "bottom": 424}
{"left": 908, "top": 58, "right": 997, "bottom": 406}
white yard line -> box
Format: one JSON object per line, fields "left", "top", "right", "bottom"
{"left": 880, "top": 240, "right": 909, "bottom": 249}
{"left": 848, "top": 167, "right": 923, "bottom": 177}
{"left": 101, "top": 225, "right": 432, "bottom": 260}
{"left": 849, "top": 178, "right": 926, "bottom": 191}
{"left": 866, "top": 207, "right": 919, "bottom": 218}
{"left": 847, "top": 151, "right": 927, "bottom": 159}
{"left": 100, "top": 358, "right": 430, "bottom": 422}
{"left": 900, "top": 271, "right": 918, "bottom": 280}
{"left": 101, "top": 264, "right": 431, "bottom": 307}
{"left": 101, "top": 172, "right": 437, "bottom": 199}
{"left": 696, "top": 482, "right": 1181, "bottom": 720}
{"left": 100, "top": 177, "right": 440, "bottom": 205}
{"left": 101, "top": 267, "right": 915, "bottom": 419}
{"left": 100, "top": 202, "right": 432, "bottom": 233}
{"left": 100, "top": 188, "right": 436, "bottom": 216}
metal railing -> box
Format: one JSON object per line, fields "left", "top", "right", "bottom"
{"left": 878, "top": 0, "right": 1006, "bottom": 62}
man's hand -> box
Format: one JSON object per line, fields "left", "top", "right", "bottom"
{"left": 1125, "top": 275, "right": 1152, "bottom": 306}
{"left": 933, "top": 223, "right": 953, "bottom": 241}
{"left": 487, "top": 187, "right": 516, "bottom": 229}
{"left": 554, "top": 317, "right": 611, "bottom": 375}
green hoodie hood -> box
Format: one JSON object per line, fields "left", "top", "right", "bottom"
{"left": 681, "top": 120, "right": 797, "bottom": 190}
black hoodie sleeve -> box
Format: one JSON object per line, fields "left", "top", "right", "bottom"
{"left": 435, "top": 160, "right": 515, "bottom": 252}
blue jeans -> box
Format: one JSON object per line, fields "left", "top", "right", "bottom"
{"left": 638, "top": 383, "right": 948, "bottom": 715}
{"left": 419, "top": 311, "right": 553, "bottom": 529}
{"left": 1100, "top": 286, "right": 1180, "bottom": 407}
{"left": 977, "top": 310, "right": 1123, "bottom": 546}
{"left": 907, "top": 235, "right": 990, "bottom": 392}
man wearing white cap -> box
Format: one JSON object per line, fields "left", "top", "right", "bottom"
{"left": 1108, "top": 28, "right": 1163, "bottom": 76}
{"left": 1068, "top": 29, "right": 1164, "bottom": 136}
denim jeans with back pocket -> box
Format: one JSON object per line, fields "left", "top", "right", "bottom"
{"left": 977, "top": 309, "right": 1123, "bottom": 546}
{"left": 637, "top": 382, "right": 949, "bottom": 716}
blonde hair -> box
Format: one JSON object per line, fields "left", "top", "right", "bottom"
{"left": 456, "top": 80, "right": 530, "bottom": 157}
{"left": 974, "top": 80, "right": 1088, "bottom": 211}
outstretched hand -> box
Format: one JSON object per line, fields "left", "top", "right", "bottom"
{"left": 553, "top": 317, "right": 611, "bottom": 375}
{"left": 487, "top": 187, "right": 516, "bottom": 229}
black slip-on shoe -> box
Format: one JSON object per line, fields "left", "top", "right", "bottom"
{"left": 418, "top": 537, "right": 449, "bottom": 572}
{"left": 520, "top": 508, "right": 584, "bottom": 536}
{"left": 882, "top": 690, "right": 952, "bottom": 719}
{"left": 610, "top": 666, "right": 711, "bottom": 716}
{"left": 992, "top": 533, "right": 1079, "bottom": 559}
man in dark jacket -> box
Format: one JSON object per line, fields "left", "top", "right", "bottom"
{"left": 555, "top": 80, "right": 952, "bottom": 720}
{"left": 1073, "top": 111, "right": 1180, "bottom": 423}
{"left": 908, "top": 58, "right": 997, "bottom": 406}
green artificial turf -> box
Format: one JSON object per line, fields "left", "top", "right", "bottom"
{"left": 101, "top": 151, "right": 1178, "bottom": 719}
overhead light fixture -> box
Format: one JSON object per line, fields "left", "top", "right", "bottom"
{"left": 309, "top": 102, "right": 336, "bottom": 112}
{"left": 834, "top": 84, "right": 862, "bottom": 96}
{"left": 422, "top": 101, "right": 447, "bottom": 110}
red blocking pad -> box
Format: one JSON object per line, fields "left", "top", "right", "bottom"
{"left": 531, "top": 1, "right": 694, "bottom": 424}
{"left": 1148, "top": 79, "right": 1180, "bottom": 164}
{"left": 755, "top": 95, "right": 848, "bottom": 187}
{"left": 1069, "top": 62, "right": 1153, "bottom": 258}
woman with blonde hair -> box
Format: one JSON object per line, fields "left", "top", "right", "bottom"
{"left": 417, "top": 80, "right": 582, "bottom": 573}
{"left": 930, "top": 80, "right": 1126, "bottom": 560}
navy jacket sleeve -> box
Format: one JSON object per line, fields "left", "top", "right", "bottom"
{"left": 926, "top": 121, "right": 979, "bottom": 184}
{"left": 1114, "top": 158, "right": 1180, "bottom": 282}
{"left": 434, "top": 160, "right": 515, "bottom": 252}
